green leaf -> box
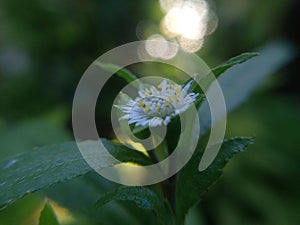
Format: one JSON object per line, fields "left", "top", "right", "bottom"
{"left": 0, "top": 140, "right": 151, "bottom": 210}
{"left": 212, "top": 52, "right": 259, "bottom": 78}
{"left": 39, "top": 201, "right": 60, "bottom": 225}
{"left": 199, "top": 41, "right": 294, "bottom": 135}
{"left": 95, "top": 186, "right": 161, "bottom": 211}
{"left": 95, "top": 186, "right": 172, "bottom": 225}
{"left": 0, "top": 194, "right": 43, "bottom": 225}
{"left": 45, "top": 175, "right": 145, "bottom": 225}
{"left": 94, "top": 61, "right": 140, "bottom": 86}
{"left": 175, "top": 137, "right": 254, "bottom": 223}
{"left": 186, "top": 52, "right": 259, "bottom": 94}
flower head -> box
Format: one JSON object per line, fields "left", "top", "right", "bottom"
{"left": 116, "top": 79, "right": 198, "bottom": 127}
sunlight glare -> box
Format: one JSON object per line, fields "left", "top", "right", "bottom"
{"left": 159, "top": 0, "right": 215, "bottom": 53}
{"left": 162, "top": 0, "right": 208, "bottom": 40}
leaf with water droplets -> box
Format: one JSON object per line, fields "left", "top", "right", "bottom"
{"left": 0, "top": 140, "right": 151, "bottom": 210}
{"left": 95, "top": 186, "right": 173, "bottom": 225}
{"left": 175, "top": 137, "right": 254, "bottom": 223}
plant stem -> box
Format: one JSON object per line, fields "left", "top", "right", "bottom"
{"left": 162, "top": 178, "right": 176, "bottom": 210}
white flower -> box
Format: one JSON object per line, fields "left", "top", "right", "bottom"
{"left": 116, "top": 79, "right": 199, "bottom": 127}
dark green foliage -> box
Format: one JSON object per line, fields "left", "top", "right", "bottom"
{"left": 95, "top": 186, "right": 172, "bottom": 225}
{"left": 175, "top": 137, "right": 254, "bottom": 223}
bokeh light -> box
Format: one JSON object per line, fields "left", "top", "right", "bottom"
{"left": 161, "top": 0, "right": 208, "bottom": 40}
{"left": 160, "top": 0, "right": 214, "bottom": 53}
{"left": 178, "top": 36, "right": 204, "bottom": 53}
{"left": 138, "top": 0, "right": 217, "bottom": 56}
{"left": 144, "top": 34, "right": 179, "bottom": 59}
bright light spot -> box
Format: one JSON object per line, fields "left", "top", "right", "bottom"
{"left": 140, "top": 0, "right": 217, "bottom": 55}
{"left": 114, "top": 163, "right": 149, "bottom": 185}
{"left": 145, "top": 34, "right": 168, "bottom": 58}
{"left": 178, "top": 37, "right": 204, "bottom": 53}
{"left": 145, "top": 34, "right": 178, "bottom": 59}
{"left": 162, "top": 39, "right": 179, "bottom": 59}
{"left": 115, "top": 138, "right": 149, "bottom": 156}
{"left": 159, "top": 0, "right": 216, "bottom": 53}
{"left": 162, "top": 0, "right": 208, "bottom": 40}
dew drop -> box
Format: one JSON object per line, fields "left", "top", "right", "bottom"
{"left": 3, "top": 159, "right": 17, "bottom": 169}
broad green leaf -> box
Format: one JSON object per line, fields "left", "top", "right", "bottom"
{"left": 39, "top": 201, "right": 60, "bottom": 225}
{"left": 175, "top": 137, "right": 254, "bottom": 223}
{"left": 95, "top": 186, "right": 172, "bottom": 225}
{"left": 0, "top": 140, "right": 151, "bottom": 210}
{"left": 94, "top": 61, "right": 140, "bottom": 86}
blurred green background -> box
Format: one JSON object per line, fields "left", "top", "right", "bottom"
{"left": 0, "top": 0, "right": 299, "bottom": 224}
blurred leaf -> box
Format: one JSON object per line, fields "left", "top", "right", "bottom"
{"left": 45, "top": 173, "right": 114, "bottom": 211}
{"left": 0, "top": 140, "right": 151, "bottom": 210}
{"left": 199, "top": 41, "right": 294, "bottom": 135}
{"left": 186, "top": 52, "right": 259, "bottom": 93}
{"left": 0, "top": 119, "right": 70, "bottom": 160}
{"left": 175, "top": 137, "right": 254, "bottom": 223}
{"left": 94, "top": 62, "right": 141, "bottom": 87}
{"left": 45, "top": 174, "right": 144, "bottom": 225}
{"left": 95, "top": 186, "right": 171, "bottom": 225}
{"left": 208, "top": 96, "right": 300, "bottom": 225}
{"left": 184, "top": 206, "right": 204, "bottom": 225}
{"left": 39, "top": 201, "right": 60, "bottom": 225}
{"left": 0, "top": 194, "right": 42, "bottom": 225}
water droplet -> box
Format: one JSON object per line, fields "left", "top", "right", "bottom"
{"left": 3, "top": 159, "right": 17, "bottom": 169}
